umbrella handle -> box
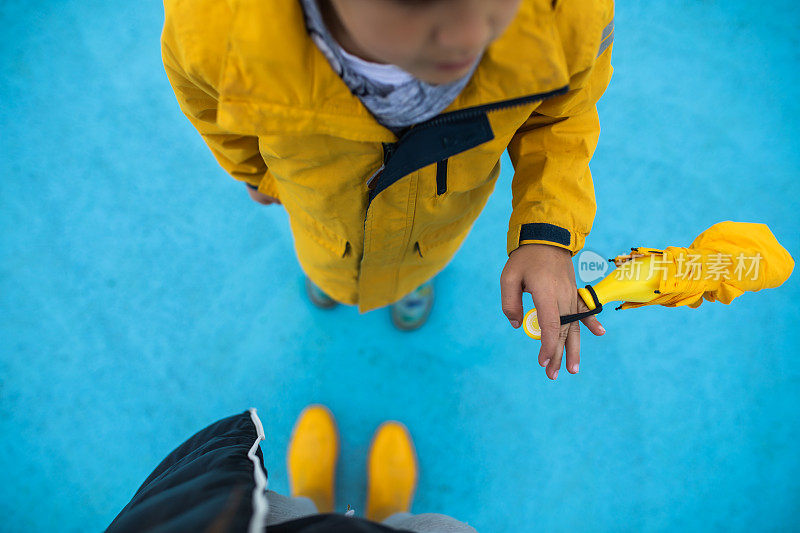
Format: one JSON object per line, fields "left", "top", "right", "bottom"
{"left": 522, "top": 285, "right": 602, "bottom": 340}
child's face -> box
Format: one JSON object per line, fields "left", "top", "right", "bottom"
{"left": 326, "top": 0, "right": 523, "bottom": 85}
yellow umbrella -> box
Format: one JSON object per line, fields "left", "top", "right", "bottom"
{"left": 523, "top": 221, "right": 795, "bottom": 340}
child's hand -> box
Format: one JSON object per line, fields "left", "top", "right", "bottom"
{"left": 247, "top": 186, "right": 281, "bottom": 205}
{"left": 501, "top": 243, "right": 606, "bottom": 380}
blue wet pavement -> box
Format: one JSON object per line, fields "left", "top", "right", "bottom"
{"left": 1, "top": 1, "right": 799, "bottom": 531}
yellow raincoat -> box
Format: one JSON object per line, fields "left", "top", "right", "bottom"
{"left": 161, "top": 0, "right": 615, "bottom": 311}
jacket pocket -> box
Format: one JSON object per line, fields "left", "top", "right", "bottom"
{"left": 414, "top": 219, "right": 473, "bottom": 259}
{"left": 291, "top": 208, "right": 350, "bottom": 258}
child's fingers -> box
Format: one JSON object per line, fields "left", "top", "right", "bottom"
{"left": 581, "top": 315, "right": 606, "bottom": 336}
{"left": 577, "top": 298, "right": 606, "bottom": 336}
{"left": 561, "top": 289, "right": 580, "bottom": 376}
{"left": 565, "top": 319, "right": 580, "bottom": 374}
{"left": 246, "top": 186, "right": 281, "bottom": 205}
{"left": 499, "top": 270, "right": 524, "bottom": 328}
{"left": 532, "top": 293, "right": 566, "bottom": 378}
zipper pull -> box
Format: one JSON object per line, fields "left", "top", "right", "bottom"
{"left": 368, "top": 142, "right": 396, "bottom": 189}
{"left": 366, "top": 163, "right": 384, "bottom": 190}
{"left": 382, "top": 142, "right": 396, "bottom": 163}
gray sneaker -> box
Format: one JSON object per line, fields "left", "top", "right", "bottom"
{"left": 390, "top": 280, "right": 435, "bottom": 331}
{"left": 305, "top": 277, "right": 338, "bottom": 309}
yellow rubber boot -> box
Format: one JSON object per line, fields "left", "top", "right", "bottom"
{"left": 287, "top": 405, "right": 339, "bottom": 513}
{"left": 365, "top": 421, "right": 418, "bottom": 522}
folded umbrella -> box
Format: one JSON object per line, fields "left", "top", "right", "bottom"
{"left": 522, "top": 221, "right": 794, "bottom": 340}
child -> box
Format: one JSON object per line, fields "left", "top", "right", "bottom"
{"left": 161, "top": 0, "right": 610, "bottom": 378}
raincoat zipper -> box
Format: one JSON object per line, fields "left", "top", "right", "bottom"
{"left": 366, "top": 142, "right": 395, "bottom": 191}
{"left": 367, "top": 84, "right": 569, "bottom": 201}
{"left": 361, "top": 84, "right": 569, "bottom": 271}
{"left": 401, "top": 85, "right": 569, "bottom": 135}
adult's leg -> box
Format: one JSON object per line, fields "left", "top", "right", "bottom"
{"left": 265, "top": 490, "right": 319, "bottom": 526}
{"left": 382, "top": 512, "right": 478, "bottom": 533}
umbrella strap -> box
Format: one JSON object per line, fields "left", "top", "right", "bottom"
{"left": 559, "top": 285, "right": 602, "bottom": 325}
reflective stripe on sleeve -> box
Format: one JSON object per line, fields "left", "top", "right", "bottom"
{"left": 597, "top": 19, "right": 614, "bottom": 58}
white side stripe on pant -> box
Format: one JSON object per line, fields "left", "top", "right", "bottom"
{"left": 248, "top": 408, "right": 269, "bottom": 533}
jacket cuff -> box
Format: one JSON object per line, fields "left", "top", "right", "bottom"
{"left": 243, "top": 172, "right": 280, "bottom": 199}
{"left": 507, "top": 222, "right": 587, "bottom": 257}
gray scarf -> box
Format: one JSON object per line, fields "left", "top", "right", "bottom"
{"left": 298, "top": 0, "right": 480, "bottom": 133}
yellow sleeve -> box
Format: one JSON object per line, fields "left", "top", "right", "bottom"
{"left": 160, "top": 8, "right": 279, "bottom": 198}
{"left": 506, "top": 12, "right": 614, "bottom": 257}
